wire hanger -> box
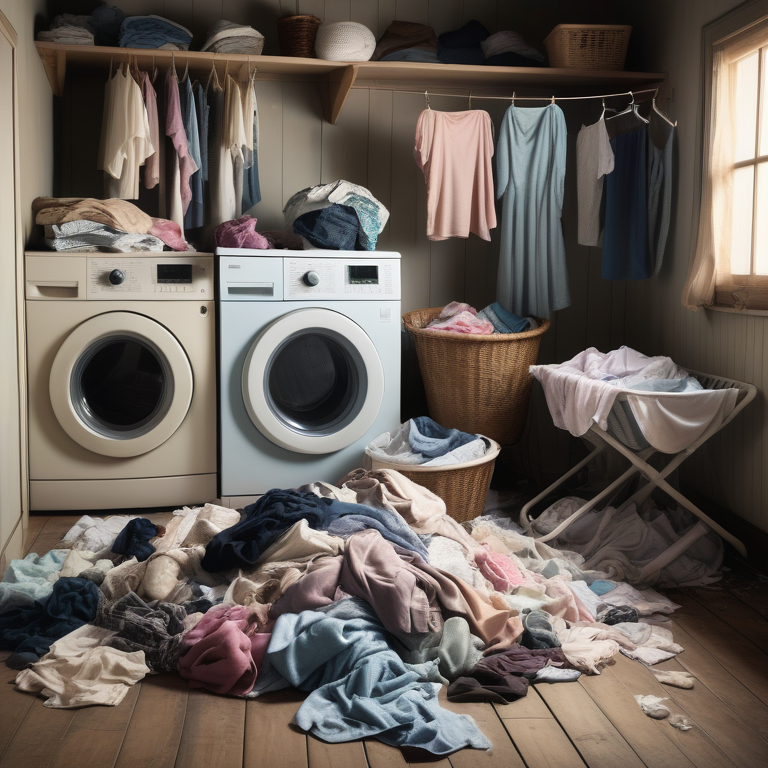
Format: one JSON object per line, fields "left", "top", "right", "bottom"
{"left": 511, "top": 91, "right": 515, "bottom": 106}
{"left": 424, "top": 90, "right": 430, "bottom": 110}
{"left": 652, "top": 88, "right": 676, "bottom": 127}
{"left": 550, "top": 94, "right": 555, "bottom": 105}
{"left": 606, "top": 91, "right": 649, "bottom": 123}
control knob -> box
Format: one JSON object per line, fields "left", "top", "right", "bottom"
{"left": 302, "top": 270, "right": 320, "bottom": 287}
{"left": 108, "top": 269, "right": 126, "bottom": 286}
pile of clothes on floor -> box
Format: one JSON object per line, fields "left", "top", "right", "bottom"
{"left": 0, "top": 469, "right": 688, "bottom": 755}
{"left": 284, "top": 181, "right": 389, "bottom": 251}
{"left": 368, "top": 416, "right": 493, "bottom": 467}
{"left": 371, "top": 19, "right": 544, "bottom": 66}
{"left": 33, "top": 197, "right": 188, "bottom": 252}
{"left": 425, "top": 301, "right": 538, "bottom": 335}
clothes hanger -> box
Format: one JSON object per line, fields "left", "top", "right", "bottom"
{"left": 424, "top": 90, "right": 430, "bottom": 110}
{"left": 468, "top": 89, "right": 472, "bottom": 110}
{"left": 182, "top": 57, "right": 189, "bottom": 83}
{"left": 511, "top": 91, "right": 515, "bottom": 106}
{"left": 151, "top": 55, "right": 157, "bottom": 84}
{"left": 606, "top": 91, "right": 649, "bottom": 123}
{"left": 652, "top": 88, "right": 676, "bottom": 127}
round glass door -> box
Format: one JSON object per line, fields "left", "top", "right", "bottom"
{"left": 50, "top": 312, "right": 193, "bottom": 458}
{"left": 242, "top": 308, "right": 384, "bottom": 454}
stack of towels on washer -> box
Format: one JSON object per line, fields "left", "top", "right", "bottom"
{"left": 0, "top": 469, "right": 685, "bottom": 756}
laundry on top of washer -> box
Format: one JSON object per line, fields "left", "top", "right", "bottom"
{"left": 283, "top": 181, "right": 390, "bottom": 250}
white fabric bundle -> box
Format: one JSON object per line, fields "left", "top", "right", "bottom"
{"left": 315, "top": 22, "right": 376, "bottom": 61}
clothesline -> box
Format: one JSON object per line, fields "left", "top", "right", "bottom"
{"left": 352, "top": 85, "right": 660, "bottom": 104}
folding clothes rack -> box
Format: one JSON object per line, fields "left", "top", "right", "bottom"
{"left": 519, "top": 369, "right": 756, "bottom": 578}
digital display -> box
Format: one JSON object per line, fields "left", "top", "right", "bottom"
{"left": 157, "top": 264, "right": 193, "bottom": 284}
{"left": 348, "top": 265, "right": 379, "bottom": 284}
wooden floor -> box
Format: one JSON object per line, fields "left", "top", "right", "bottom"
{"left": 2, "top": 513, "right": 768, "bottom": 768}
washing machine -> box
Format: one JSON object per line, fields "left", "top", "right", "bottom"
{"left": 26, "top": 252, "right": 217, "bottom": 511}
{"left": 217, "top": 248, "right": 401, "bottom": 504}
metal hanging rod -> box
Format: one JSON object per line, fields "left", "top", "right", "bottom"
{"left": 353, "top": 85, "right": 660, "bottom": 103}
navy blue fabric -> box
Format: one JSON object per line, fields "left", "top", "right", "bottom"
{"left": 484, "top": 52, "right": 545, "bottom": 68}
{"left": 438, "top": 20, "right": 490, "bottom": 48}
{"left": 0, "top": 577, "right": 100, "bottom": 663}
{"left": 111, "top": 518, "right": 158, "bottom": 562}
{"left": 409, "top": 417, "right": 479, "bottom": 459}
{"left": 202, "top": 489, "right": 428, "bottom": 572}
{"left": 119, "top": 17, "right": 192, "bottom": 49}
{"left": 477, "top": 302, "right": 531, "bottom": 333}
{"left": 293, "top": 204, "right": 362, "bottom": 250}
{"left": 90, "top": 5, "right": 125, "bottom": 46}
{"left": 602, "top": 128, "right": 651, "bottom": 280}
{"left": 381, "top": 48, "right": 441, "bottom": 63}
{"left": 437, "top": 44, "right": 485, "bottom": 65}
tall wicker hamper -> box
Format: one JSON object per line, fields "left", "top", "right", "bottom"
{"left": 367, "top": 439, "right": 501, "bottom": 523}
{"left": 402, "top": 308, "right": 550, "bottom": 445}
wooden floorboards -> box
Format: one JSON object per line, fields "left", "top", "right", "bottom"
{"left": 0, "top": 516, "right": 767, "bottom": 768}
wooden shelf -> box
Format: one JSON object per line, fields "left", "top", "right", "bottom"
{"left": 35, "top": 42, "right": 666, "bottom": 124}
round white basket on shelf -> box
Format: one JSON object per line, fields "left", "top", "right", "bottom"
{"left": 315, "top": 21, "right": 376, "bottom": 61}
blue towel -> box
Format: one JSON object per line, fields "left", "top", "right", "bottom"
{"left": 409, "top": 417, "right": 479, "bottom": 459}
{"left": 267, "top": 610, "right": 491, "bottom": 754}
{"left": 588, "top": 580, "right": 616, "bottom": 596}
{"left": 111, "top": 518, "right": 158, "bottom": 562}
{"left": 477, "top": 302, "right": 531, "bottom": 334}
{"left": 202, "top": 488, "right": 428, "bottom": 572}
{"left": 119, "top": 15, "right": 192, "bottom": 49}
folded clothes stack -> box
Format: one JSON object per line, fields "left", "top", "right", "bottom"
{"left": 119, "top": 15, "right": 193, "bottom": 50}
{"left": 284, "top": 180, "right": 389, "bottom": 251}
{"left": 201, "top": 20, "right": 265, "bottom": 55}
{"left": 371, "top": 20, "right": 439, "bottom": 62}
{"left": 37, "top": 14, "right": 94, "bottom": 45}
{"left": 437, "top": 20, "right": 490, "bottom": 65}
{"left": 425, "top": 301, "right": 537, "bottom": 335}
{"left": 481, "top": 31, "right": 546, "bottom": 67}
{"left": 33, "top": 197, "right": 190, "bottom": 252}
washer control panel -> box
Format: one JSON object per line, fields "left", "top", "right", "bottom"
{"left": 286, "top": 258, "right": 400, "bottom": 300}
{"left": 87, "top": 256, "right": 213, "bottom": 300}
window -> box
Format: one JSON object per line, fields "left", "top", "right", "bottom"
{"left": 683, "top": 2, "right": 768, "bottom": 310}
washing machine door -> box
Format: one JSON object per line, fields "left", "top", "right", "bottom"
{"left": 242, "top": 308, "right": 384, "bottom": 455}
{"left": 49, "top": 311, "right": 193, "bottom": 458}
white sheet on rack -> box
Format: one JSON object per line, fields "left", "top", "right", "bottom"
{"left": 530, "top": 347, "right": 738, "bottom": 453}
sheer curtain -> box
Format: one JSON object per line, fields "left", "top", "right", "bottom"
{"left": 682, "top": 20, "right": 767, "bottom": 310}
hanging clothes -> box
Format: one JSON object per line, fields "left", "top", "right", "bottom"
{"left": 242, "top": 78, "right": 261, "bottom": 212}
{"left": 495, "top": 105, "right": 569, "bottom": 319}
{"left": 194, "top": 81, "right": 209, "bottom": 208}
{"left": 414, "top": 109, "right": 496, "bottom": 241}
{"left": 205, "top": 69, "right": 227, "bottom": 228}
{"left": 225, "top": 74, "right": 249, "bottom": 219}
{"left": 98, "top": 66, "right": 153, "bottom": 200}
{"left": 647, "top": 108, "right": 675, "bottom": 277}
{"left": 576, "top": 112, "right": 614, "bottom": 247}
{"left": 179, "top": 75, "right": 204, "bottom": 230}
{"left": 602, "top": 126, "right": 650, "bottom": 280}
{"left": 139, "top": 70, "right": 160, "bottom": 190}
{"left": 164, "top": 66, "right": 198, "bottom": 231}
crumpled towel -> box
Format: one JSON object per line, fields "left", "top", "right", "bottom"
{"left": 213, "top": 215, "right": 269, "bottom": 249}
{"left": 426, "top": 304, "right": 494, "bottom": 335}
{"left": 635, "top": 694, "right": 670, "bottom": 719}
{"left": 0, "top": 550, "right": 68, "bottom": 612}
{"left": 267, "top": 609, "right": 491, "bottom": 754}
{"left": 63, "top": 515, "right": 135, "bottom": 558}
{"left": 14, "top": 624, "right": 147, "bottom": 708}
{"left": 111, "top": 518, "right": 161, "bottom": 562}
{"left": 409, "top": 416, "right": 481, "bottom": 459}
{"left": 0, "top": 577, "right": 100, "bottom": 663}
{"left": 153, "top": 504, "right": 241, "bottom": 553}
{"left": 371, "top": 20, "right": 437, "bottom": 61}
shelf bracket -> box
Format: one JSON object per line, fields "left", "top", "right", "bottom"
{"left": 38, "top": 46, "right": 66, "bottom": 96}
{"left": 321, "top": 65, "right": 359, "bottom": 124}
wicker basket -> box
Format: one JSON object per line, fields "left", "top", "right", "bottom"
{"left": 367, "top": 439, "right": 501, "bottom": 523}
{"left": 403, "top": 308, "right": 550, "bottom": 445}
{"left": 277, "top": 15, "right": 322, "bottom": 58}
{"left": 544, "top": 24, "right": 631, "bottom": 70}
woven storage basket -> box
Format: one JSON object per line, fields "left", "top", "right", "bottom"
{"left": 403, "top": 308, "right": 550, "bottom": 445}
{"left": 367, "top": 439, "right": 501, "bottom": 523}
{"left": 315, "top": 21, "right": 376, "bottom": 61}
{"left": 544, "top": 24, "right": 631, "bottom": 70}
{"left": 277, "top": 14, "right": 322, "bottom": 58}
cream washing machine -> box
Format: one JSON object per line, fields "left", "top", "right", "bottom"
{"left": 25, "top": 252, "right": 217, "bottom": 511}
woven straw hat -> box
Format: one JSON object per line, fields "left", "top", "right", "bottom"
{"left": 315, "top": 21, "right": 376, "bottom": 61}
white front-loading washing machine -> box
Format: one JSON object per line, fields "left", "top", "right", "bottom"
{"left": 26, "top": 252, "right": 217, "bottom": 511}
{"left": 217, "top": 248, "right": 401, "bottom": 504}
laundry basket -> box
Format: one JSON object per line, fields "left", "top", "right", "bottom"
{"left": 402, "top": 308, "right": 550, "bottom": 445}
{"left": 367, "top": 439, "right": 501, "bottom": 523}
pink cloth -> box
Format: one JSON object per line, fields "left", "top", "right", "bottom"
{"left": 427, "top": 310, "right": 493, "bottom": 334}
{"left": 213, "top": 215, "right": 270, "bottom": 250}
{"left": 439, "top": 301, "right": 476, "bottom": 318}
{"left": 474, "top": 545, "right": 525, "bottom": 593}
{"left": 414, "top": 109, "right": 497, "bottom": 241}
{"left": 140, "top": 72, "right": 159, "bottom": 190}
{"left": 165, "top": 68, "right": 197, "bottom": 216}
{"left": 149, "top": 217, "right": 189, "bottom": 251}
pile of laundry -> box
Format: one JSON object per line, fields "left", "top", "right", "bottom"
{"left": 284, "top": 181, "right": 389, "bottom": 251}
{"left": 33, "top": 197, "right": 188, "bottom": 252}
{"left": 0, "top": 469, "right": 687, "bottom": 755}
{"left": 119, "top": 15, "right": 193, "bottom": 50}
{"left": 368, "top": 416, "right": 492, "bottom": 467}
{"left": 201, "top": 20, "right": 264, "bottom": 55}
{"left": 36, "top": 6, "right": 125, "bottom": 46}
{"left": 425, "top": 301, "right": 538, "bottom": 335}
{"left": 370, "top": 19, "right": 544, "bottom": 66}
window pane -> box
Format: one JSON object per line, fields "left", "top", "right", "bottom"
{"left": 730, "top": 165, "right": 754, "bottom": 274}
{"left": 761, "top": 49, "right": 768, "bottom": 155}
{"left": 756, "top": 163, "right": 768, "bottom": 274}
{"left": 734, "top": 51, "right": 759, "bottom": 162}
